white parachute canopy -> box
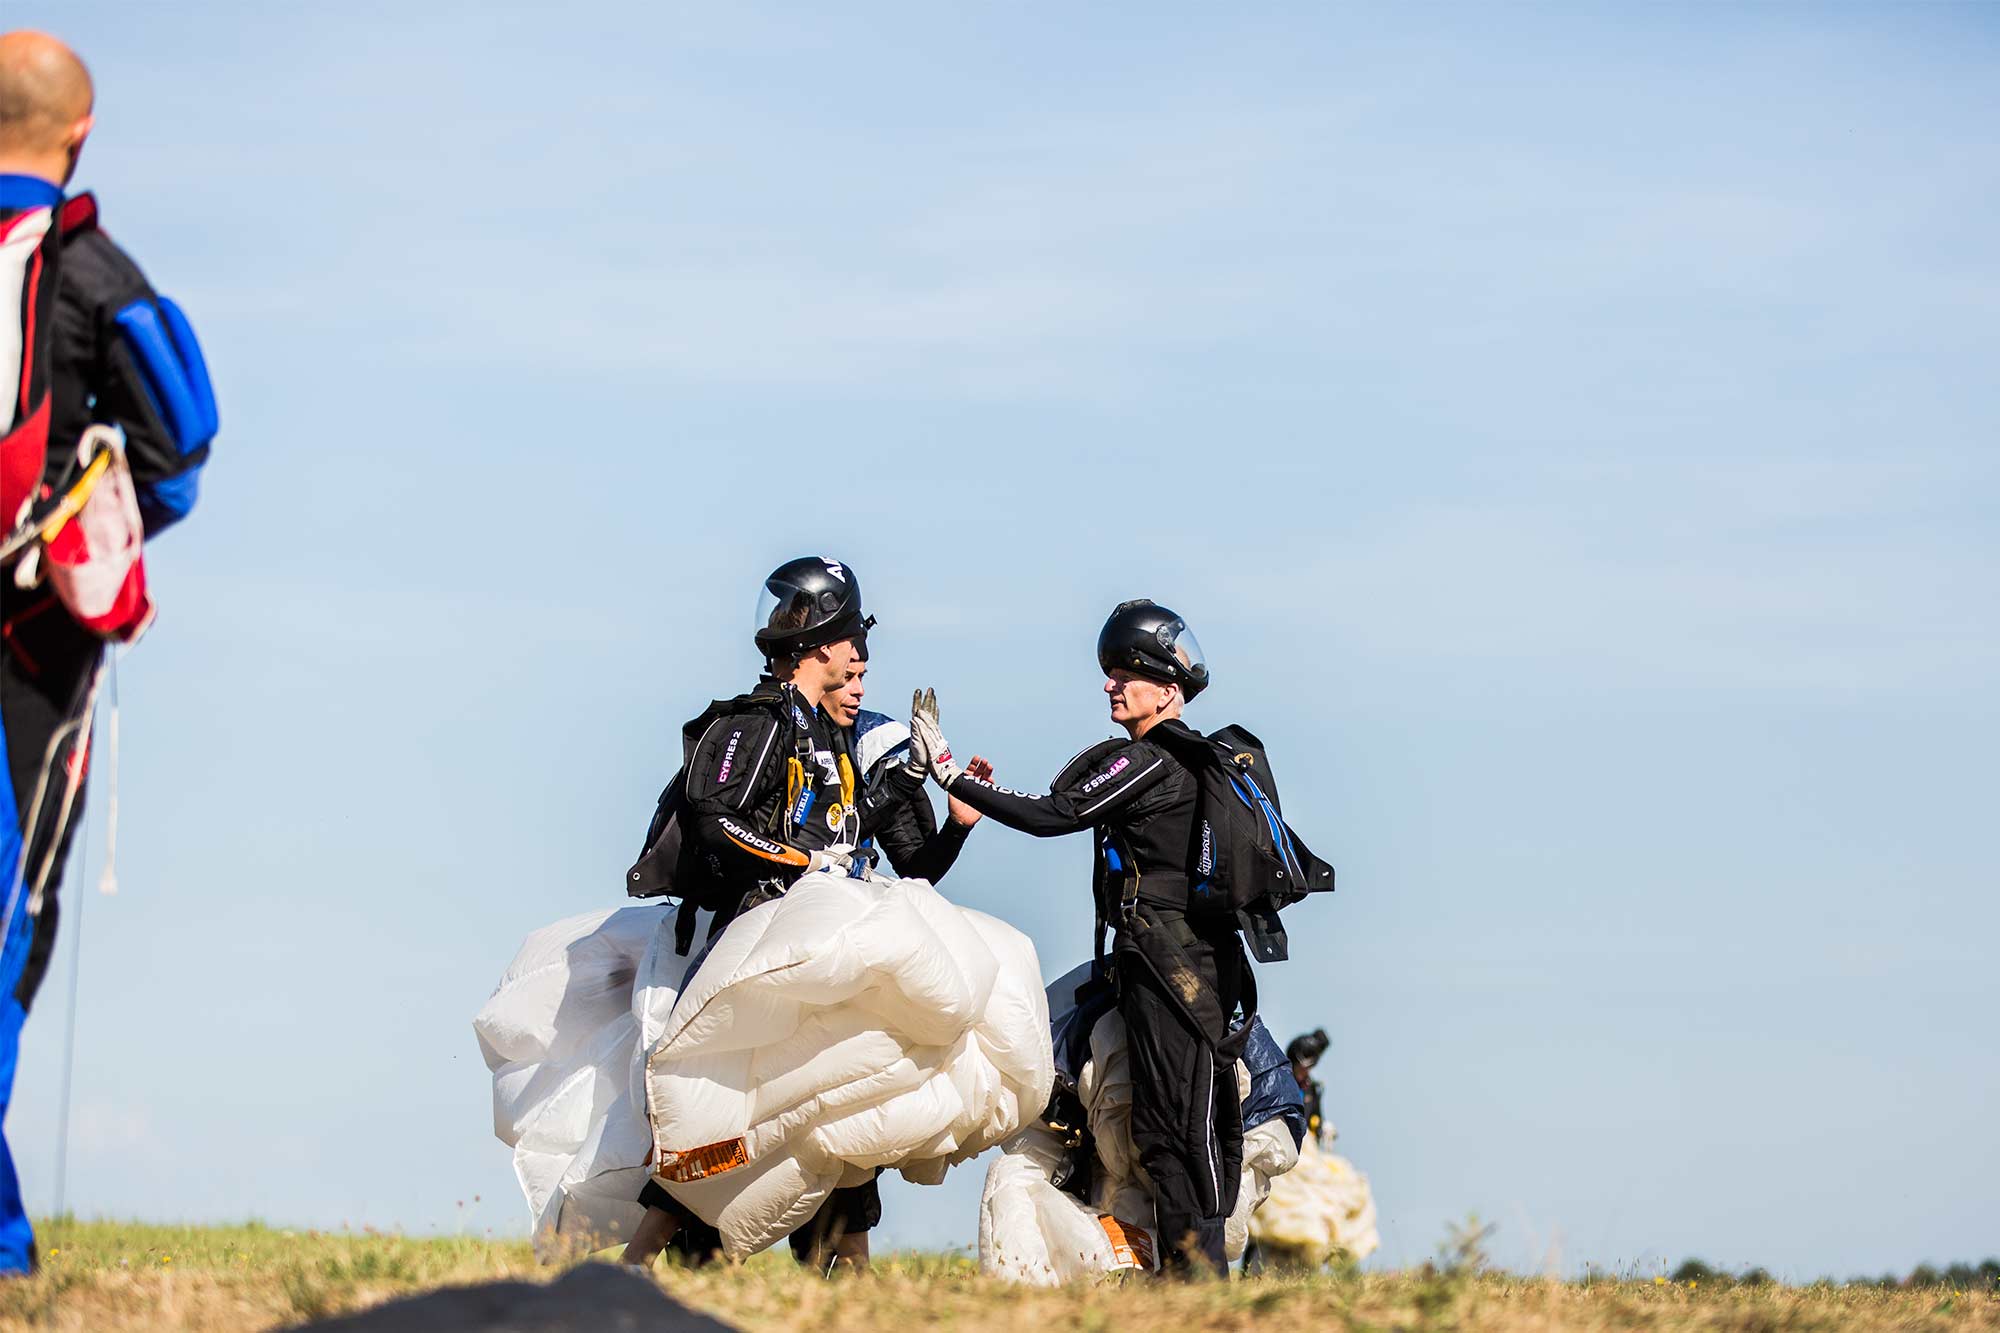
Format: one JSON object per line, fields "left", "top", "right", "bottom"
{"left": 1251, "top": 1134, "right": 1381, "bottom": 1263}
{"left": 978, "top": 964, "right": 1304, "bottom": 1285}
{"left": 647, "top": 871, "right": 1051, "bottom": 1256}
{"left": 476, "top": 869, "right": 1053, "bottom": 1261}
{"left": 474, "top": 904, "right": 679, "bottom": 1255}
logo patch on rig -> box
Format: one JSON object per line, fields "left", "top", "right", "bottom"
{"left": 1081, "top": 754, "right": 1131, "bottom": 794}
{"left": 720, "top": 819, "right": 787, "bottom": 858}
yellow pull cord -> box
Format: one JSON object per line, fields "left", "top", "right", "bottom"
{"left": 37, "top": 446, "right": 113, "bottom": 543}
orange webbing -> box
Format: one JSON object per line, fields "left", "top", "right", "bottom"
{"left": 655, "top": 1137, "right": 751, "bottom": 1183}
{"left": 1099, "top": 1216, "right": 1156, "bottom": 1271}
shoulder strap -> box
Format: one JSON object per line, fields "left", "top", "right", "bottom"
{"left": 681, "top": 682, "right": 791, "bottom": 758}
{"left": 58, "top": 192, "right": 98, "bottom": 238}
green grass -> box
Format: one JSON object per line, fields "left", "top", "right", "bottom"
{"left": 4, "top": 1220, "right": 1997, "bottom": 1332}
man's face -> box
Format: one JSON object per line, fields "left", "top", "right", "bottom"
{"left": 816, "top": 638, "right": 861, "bottom": 698}
{"left": 1105, "top": 669, "right": 1176, "bottom": 725}
{"left": 1291, "top": 1058, "right": 1313, "bottom": 1090}
{"left": 825, "top": 659, "right": 867, "bottom": 728}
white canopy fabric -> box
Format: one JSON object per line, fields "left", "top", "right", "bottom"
{"left": 977, "top": 965, "right": 1301, "bottom": 1284}
{"left": 477, "top": 870, "right": 1052, "bottom": 1261}
{"left": 1249, "top": 1132, "right": 1381, "bottom": 1263}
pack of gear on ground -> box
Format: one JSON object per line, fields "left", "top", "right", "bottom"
{"left": 475, "top": 557, "right": 1367, "bottom": 1277}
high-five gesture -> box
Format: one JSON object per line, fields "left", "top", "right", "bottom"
{"left": 907, "top": 687, "right": 963, "bottom": 787}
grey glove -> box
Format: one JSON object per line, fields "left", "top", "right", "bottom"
{"left": 806, "top": 846, "right": 854, "bottom": 876}
{"left": 908, "top": 687, "right": 963, "bottom": 787}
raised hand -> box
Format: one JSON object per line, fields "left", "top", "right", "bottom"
{"left": 908, "top": 687, "right": 962, "bottom": 787}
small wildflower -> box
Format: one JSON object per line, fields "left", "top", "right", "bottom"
{"left": 46, "top": 1249, "right": 58, "bottom": 1258}
{"left": 1654, "top": 1276, "right": 1666, "bottom": 1286}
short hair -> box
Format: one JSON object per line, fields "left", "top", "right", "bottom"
{"left": 0, "top": 34, "right": 93, "bottom": 154}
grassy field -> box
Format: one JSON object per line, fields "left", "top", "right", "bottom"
{"left": 3, "top": 1219, "right": 1996, "bottom": 1332}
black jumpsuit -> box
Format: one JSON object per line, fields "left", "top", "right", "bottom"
{"left": 681, "top": 681, "right": 920, "bottom": 904}
{"left": 646, "top": 679, "right": 924, "bottom": 1264}
{"left": 1298, "top": 1074, "right": 1326, "bottom": 1146}
{"left": 945, "top": 719, "right": 1251, "bottom": 1274}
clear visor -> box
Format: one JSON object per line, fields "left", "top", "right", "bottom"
{"left": 1165, "top": 622, "right": 1206, "bottom": 679}
{"left": 755, "top": 578, "right": 829, "bottom": 640}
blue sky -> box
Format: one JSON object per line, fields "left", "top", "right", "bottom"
{"left": 7, "top": 2, "right": 1997, "bottom": 1279}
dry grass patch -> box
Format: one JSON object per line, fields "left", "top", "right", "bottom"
{"left": 3, "top": 1221, "right": 1996, "bottom": 1332}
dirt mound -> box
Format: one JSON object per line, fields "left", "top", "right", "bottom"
{"left": 287, "top": 1262, "right": 732, "bottom": 1332}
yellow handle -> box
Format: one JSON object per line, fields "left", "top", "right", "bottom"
{"left": 37, "top": 446, "right": 113, "bottom": 543}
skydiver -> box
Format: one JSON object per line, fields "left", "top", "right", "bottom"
{"left": 903, "top": 601, "right": 1254, "bottom": 1276}
{"left": 0, "top": 30, "right": 217, "bottom": 1277}
{"left": 1286, "top": 1029, "right": 1330, "bottom": 1145}
{"left": 623, "top": 557, "right": 925, "bottom": 1275}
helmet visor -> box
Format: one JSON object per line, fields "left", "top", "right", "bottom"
{"left": 1165, "top": 621, "right": 1206, "bottom": 682}
{"left": 755, "top": 576, "right": 836, "bottom": 644}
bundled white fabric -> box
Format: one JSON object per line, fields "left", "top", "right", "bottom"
{"left": 979, "top": 983, "right": 1156, "bottom": 1285}
{"left": 979, "top": 967, "right": 1301, "bottom": 1284}
{"left": 479, "top": 871, "right": 1049, "bottom": 1262}
{"left": 647, "top": 870, "right": 1052, "bottom": 1258}
{"left": 1228, "top": 1112, "right": 1301, "bottom": 1260}
{"left": 1250, "top": 1133, "right": 1381, "bottom": 1263}
{"left": 474, "top": 903, "right": 708, "bottom": 1257}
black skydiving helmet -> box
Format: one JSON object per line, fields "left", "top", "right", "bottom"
{"left": 753, "top": 556, "right": 876, "bottom": 659}
{"left": 1096, "top": 598, "right": 1209, "bottom": 701}
{"left": 1286, "top": 1028, "right": 1330, "bottom": 1070}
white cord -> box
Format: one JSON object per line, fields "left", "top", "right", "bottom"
{"left": 96, "top": 650, "right": 120, "bottom": 896}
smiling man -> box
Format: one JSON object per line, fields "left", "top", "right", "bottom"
{"left": 822, "top": 649, "right": 989, "bottom": 884}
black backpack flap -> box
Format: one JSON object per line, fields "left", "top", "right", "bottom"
{"left": 1220, "top": 758, "right": 1335, "bottom": 904}
{"left": 626, "top": 770, "right": 686, "bottom": 898}
{"left": 1152, "top": 722, "right": 1336, "bottom": 924}
{"left": 1207, "top": 724, "right": 1280, "bottom": 809}
{"left": 626, "top": 685, "right": 794, "bottom": 901}
{"left": 1238, "top": 901, "right": 1290, "bottom": 964}
{"left": 1204, "top": 723, "right": 1333, "bottom": 896}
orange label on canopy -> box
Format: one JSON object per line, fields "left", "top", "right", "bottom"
{"left": 655, "top": 1137, "right": 750, "bottom": 1183}
{"left": 1099, "top": 1216, "right": 1155, "bottom": 1271}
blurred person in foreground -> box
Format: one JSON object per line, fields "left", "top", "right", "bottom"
{"left": 0, "top": 30, "right": 217, "bottom": 1276}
